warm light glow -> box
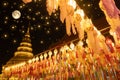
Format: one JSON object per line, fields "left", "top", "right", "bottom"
{"left": 48, "top": 51, "right": 52, "bottom": 58}
{"left": 20, "top": 42, "right": 32, "bottom": 47}
{"left": 67, "top": 0, "right": 76, "bottom": 9}
{"left": 66, "top": 53, "right": 69, "bottom": 58}
{"left": 5, "top": 62, "right": 26, "bottom": 70}
{"left": 28, "top": 59, "right": 32, "bottom": 63}
{"left": 109, "top": 29, "right": 116, "bottom": 36}
{"left": 54, "top": 49, "right": 58, "bottom": 56}
{"left": 94, "top": 27, "right": 101, "bottom": 37}
{"left": 22, "top": 0, "right": 32, "bottom": 4}
{"left": 64, "top": 45, "right": 69, "bottom": 50}
{"left": 4, "top": 67, "right": 10, "bottom": 71}
{"left": 60, "top": 47, "right": 64, "bottom": 52}
{"left": 17, "top": 62, "right": 25, "bottom": 66}
{"left": 40, "top": 55, "right": 43, "bottom": 61}
{"left": 32, "top": 58, "right": 36, "bottom": 62}
{"left": 17, "top": 47, "right": 32, "bottom": 51}
{"left": 36, "top": 56, "right": 39, "bottom": 61}
{"left": 70, "top": 42, "right": 75, "bottom": 50}
{"left": 44, "top": 53, "right": 47, "bottom": 59}
{"left": 78, "top": 41, "right": 83, "bottom": 46}
{"left": 54, "top": 0, "right": 59, "bottom": 10}
{"left": 15, "top": 51, "right": 33, "bottom": 57}
{"left": 75, "top": 9, "right": 85, "bottom": 19}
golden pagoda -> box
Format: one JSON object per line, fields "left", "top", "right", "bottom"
{"left": 2, "top": 27, "right": 33, "bottom": 69}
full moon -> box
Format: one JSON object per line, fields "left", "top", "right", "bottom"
{"left": 12, "top": 10, "right": 21, "bottom": 19}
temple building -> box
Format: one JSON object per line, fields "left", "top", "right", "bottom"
{"left": 2, "top": 27, "right": 34, "bottom": 74}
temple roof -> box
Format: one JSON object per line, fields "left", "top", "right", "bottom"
{"left": 3, "top": 27, "right": 33, "bottom": 68}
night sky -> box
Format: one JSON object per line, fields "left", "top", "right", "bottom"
{"left": 0, "top": 0, "right": 120, "bottom": 73}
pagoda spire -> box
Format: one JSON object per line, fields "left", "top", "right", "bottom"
{"left": 27, "top": 26, "right": 30, "bottom": 34}
{"left": 26, "top": 25, "right": 30, "bottom": 36}
{"left": 3, "top": 26, "right": 34, "bottom": 68}
{"left": 14, "top": 27, "right": 33, "bottom": 57}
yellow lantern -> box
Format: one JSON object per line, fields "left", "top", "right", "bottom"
{"left": 22, "top": 0, "right": 32, "bottom": 4}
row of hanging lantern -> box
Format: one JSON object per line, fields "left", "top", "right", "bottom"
{"left": 3, "top": 37, "right": 120, "bottom": 79}
{"left": 46, "top": 0, "right": 87, "bottom": 40}
{"left": 2, "top": 0, "right": 120, "bottom": 79}
{"left": 3, "top": 13, "right": 120, "bottom": 80}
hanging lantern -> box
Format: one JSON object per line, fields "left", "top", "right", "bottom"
{"left": 44, "top": 53, "right": 48, "bottom": 59}
{"left": 60, "top": 47, "right": 64, "bottom": 53}
{"left": 32, "top": 58, "right": 36, "bottom": 62}
{"left": 64, "top": 45, "right": 70, "bottom": 50}
{"left": 28, "top": 59, "right": 32, "bottom": 64}
{"left": 48, "top": 51, "right": 52, "bottom": 58}
{"left": 70, "top": 42, "right": 75, "bottom": 50}
{"left": 105, "top": 37, "right": 115, "bottom": 53}
{"left": 78, "top": 41, "right": 83, "bottom": 46}
{"left": 22, "top": 0, "right": 32, "bottom": 4}
{"left": 67, "top": 0, "right": 77, "bottom": 9}
{"left": 40, "top": 55, "right": 43, "bottom": 61}
{"left": 54, "top": 49, "right": 58, "bottom": 56}
{"left": 35, "top": 56, "right": 39, "bottom": 61}
{"left": 75, "top": 9, "right": 85, "bottom": 19}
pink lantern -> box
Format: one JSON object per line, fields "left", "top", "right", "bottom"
{"left": 22, "top": 0, "right": 32, "bottom": 4}
{"left": 105, "top": 37, "right": 115, "bottom": 53}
